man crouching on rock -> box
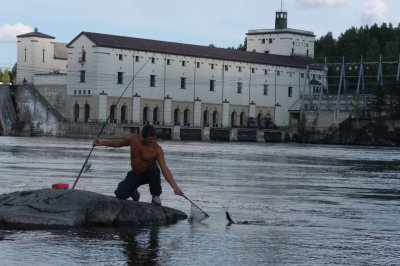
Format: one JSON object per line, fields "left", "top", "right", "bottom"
{"left": 93, "top": 124, "right": 183, "bottom": 206}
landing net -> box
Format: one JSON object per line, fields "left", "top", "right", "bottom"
{"left": 188, "top": 201, "right": 209, "bottom": 222}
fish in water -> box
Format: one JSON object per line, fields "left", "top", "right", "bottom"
{"left": 226, "top": 211, "right": 249, "bottom": 225}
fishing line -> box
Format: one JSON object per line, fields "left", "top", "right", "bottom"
{"left": 72, "top": 58, "right": 151, "bottom": 189}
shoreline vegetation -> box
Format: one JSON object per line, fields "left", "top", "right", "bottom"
{"left": 297, "top": 118, "right": 400, "bottom": 146}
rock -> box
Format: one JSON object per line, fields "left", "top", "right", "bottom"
{"left": 0, "top": 188, "right": 187, "bottom": 229}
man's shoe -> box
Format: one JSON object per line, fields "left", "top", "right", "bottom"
{"left": 152, "top": 196, "right": 161, "bottom": 206}
{"left": 132, "top": 190, "right": 140, "bottom": 201}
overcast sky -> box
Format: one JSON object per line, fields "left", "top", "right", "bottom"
{"left": 1, "top": 0, "right": 399, "bottom": 69}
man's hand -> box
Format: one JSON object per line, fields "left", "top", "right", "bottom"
{"left": 174, "top": 186, "right": 184, "bottom": 196}
{"left": 93, "top": 139, "right": 102, "bottom": 147}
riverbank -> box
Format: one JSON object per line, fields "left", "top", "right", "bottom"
{"left": 298, "top": 118, "right": 400, "bottom": 146}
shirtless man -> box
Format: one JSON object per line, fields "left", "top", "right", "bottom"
{"left": 93, "top": 124, "right": 183, "bottom": 206}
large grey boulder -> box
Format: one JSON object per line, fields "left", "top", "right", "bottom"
{"left": 0, "top": 188, "right": 187, "bottom": 229}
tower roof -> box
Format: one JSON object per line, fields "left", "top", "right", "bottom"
{"left": 17, "top": 27, "right": 55, "bottom": 39}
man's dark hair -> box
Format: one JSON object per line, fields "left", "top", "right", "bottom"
{"left": 141, "top": 124, "right": 156, "bottom": 138}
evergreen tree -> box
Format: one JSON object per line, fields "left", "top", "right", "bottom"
{"left": 1, "top": 69, "right": 10, "bottom": 84}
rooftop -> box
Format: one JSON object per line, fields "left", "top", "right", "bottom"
{"left": 68, "top": 31, "right": 319, "bottom": 69}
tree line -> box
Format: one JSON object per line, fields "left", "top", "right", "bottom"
{"left": 315, "top": 22, "right": 400, "bottom": 63}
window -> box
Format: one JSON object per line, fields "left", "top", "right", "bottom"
{"left": 269, "top": 38, "right": 273, "bottom": 43}
{"left": 151, "top": 57, "right": 155, "bottom": 64}
{"left": 118, "top": 54, "right": 123, "bottom": 61}
{"left": 184, "top": 109, "right": 190, "bottom": 126}
{"left": 74, "top": 90, "right": 76, "bottom": 95}
{"left": 167, "top": 59, "right": 171, "bottom": 65}
{"left": 80, "top": 70, "right": 85, "bottom": 83}
{"left": 262, "top": 39, "right": 265, "bottom": 44}
{"left": 135, "top": 56, "right": 140, "bottom": 62}
{"left": 84, "top": 103, "right": 90, "bottom": 122}
{"left": 252, "top": 68, "right": 255, "bottom": 74}
{"left": 182, "top": 61, "right": 186, "bottom": 67}
{"left": 88, "top": 90, "right": 91, "bottom": 95}
{"left": 210, "top": 80, "right": 215, "bottom": 91}
{"left": 264, "top": 69, "right": 268, "bottom": 75}
{"left": 237, "top": 82, "right": 243, "bottom": 93}
{"left": 288, "top": 86, "right": 293, "bottom": 97}
{"left": 196, "top": 62, "right": 200, "bottom": 68}
{"left": 42, "top": 49, "right": 45, "bottom": 63}
{"left": 238, "top": 66, "right": 242, "bottom": 72}
{"left": 224, "top": 65, "right": 229, "bottom": 71}
{"left": 301, "top": 73, "right": 305, "bottom": 78}
{"left": 263, "top": 85, "right": 269, "bottom": 95}
{"left": 203, "top": 110, "right": 209, "bottom": 127}
{"left": 276, "top": 70, "right": 280, "bottom": 76}
{"left": 80, "top": 48, "right": 86, "bottom": 62}
{"left": 73, "top": 103, "right": 79, "bottom": 122}
{"left": 117, "top": 72, "right": 123, "bottom": 84}
{"left": 211, "top": 64, "right": 214, "bottom": 69}
{"left": 181, "top": 77, "right": 186, "bottom": 89}
{"left": 150, "top": 75, "right": 156, "bottom": 87}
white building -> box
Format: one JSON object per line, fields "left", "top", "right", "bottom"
{"left": 246, "top": 10, "right": 315, "bottom": 58}
{"left": 16, "top": 27, "right": 67, "bottom": 85}
{"left": 66, "top": 10, "right": 322, "bottom": 128}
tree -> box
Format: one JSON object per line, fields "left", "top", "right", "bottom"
{"left": 1, "top": 68, "right": 10, "bottom": 84}
{"left": 10, "top": 63, "right": 17, "bottom": 84}
{"left": 315, "top": 32, "right": 336, "bottom": 62}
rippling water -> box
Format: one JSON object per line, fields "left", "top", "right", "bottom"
{"left": 0, "top": 136, "right": 399, "bottom": 265}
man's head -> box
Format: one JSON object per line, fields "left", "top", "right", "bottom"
{"left": 141, "top": 124, "right": 157, "bottom": 144}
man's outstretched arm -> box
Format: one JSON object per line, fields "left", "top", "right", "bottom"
{"left": 93, "top": 137, "right": 130, "bottom": 148}
{"left": 156, "top": 147, "right": 183, "bottom": 196}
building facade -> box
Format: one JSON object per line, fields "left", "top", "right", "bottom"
{"left": 66, "top": 11, "right": 322, "bottom": 128}
{"left": 15, "top": 11, "right": 323, "bottom": 128}
{"left": 16, "top": 27, "right": 67, "bottom": 85}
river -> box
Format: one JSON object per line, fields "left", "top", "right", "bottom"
{"left": 0, "top": 136, "right": 399, "bottom": 265}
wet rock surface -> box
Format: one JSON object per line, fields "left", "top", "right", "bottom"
{"left": 0, "top": 188, "right": 187, "bottom": 229}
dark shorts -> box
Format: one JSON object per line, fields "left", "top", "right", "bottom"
{"left": 114, "top": 163, "right": 161, "bottom": 199}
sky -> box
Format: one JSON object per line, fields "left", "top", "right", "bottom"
{"left": 1, "top": 0, "right": 399, "bottom": 69}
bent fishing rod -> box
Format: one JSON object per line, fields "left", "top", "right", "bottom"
{"left": 72, "top": 59, "right": 150, "bottom": 189}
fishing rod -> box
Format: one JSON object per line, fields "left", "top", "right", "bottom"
{"left": 72, "top": 58, "right": 151, "bottom": 189}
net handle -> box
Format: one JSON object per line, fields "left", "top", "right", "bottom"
{"left": 182, "top": 194, "right": 209, "bottom": 217}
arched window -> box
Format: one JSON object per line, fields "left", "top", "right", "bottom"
{"left": 110, "top": 105, "right": 116, "bottom": 123}
{"left": 84, "top": 103, "right": 90, "bottom": 122}
{"left": 203, "top": 110, "right": 209, "bottom": 127}
{"left": 174, "top": 108, "right": 180, "bottom": 126}
{"left": 184, "top": 109, "right": 190, "bottom": 126}
{"left": 240, "top": 112, "right": 246, "bottom": 126}
{"left": 231, "top": 111, "right": 237, "bottom": 127}
{"left": 73, "top": 102, "right": 80, "bottom": 122}
{"left": 121, "top": 105, "right": 128, "bottom": 123}
{"left": 143, "top": 106, "right": 149, "bottom": 125}
{"left": 212, "top": 110, "right": 218, "bottom": 127}
{"left": 153, "top": 107, "right": 160, "bottom": 125}
{"left": 257, "top": 113, "right": 263, "bottom": 127}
